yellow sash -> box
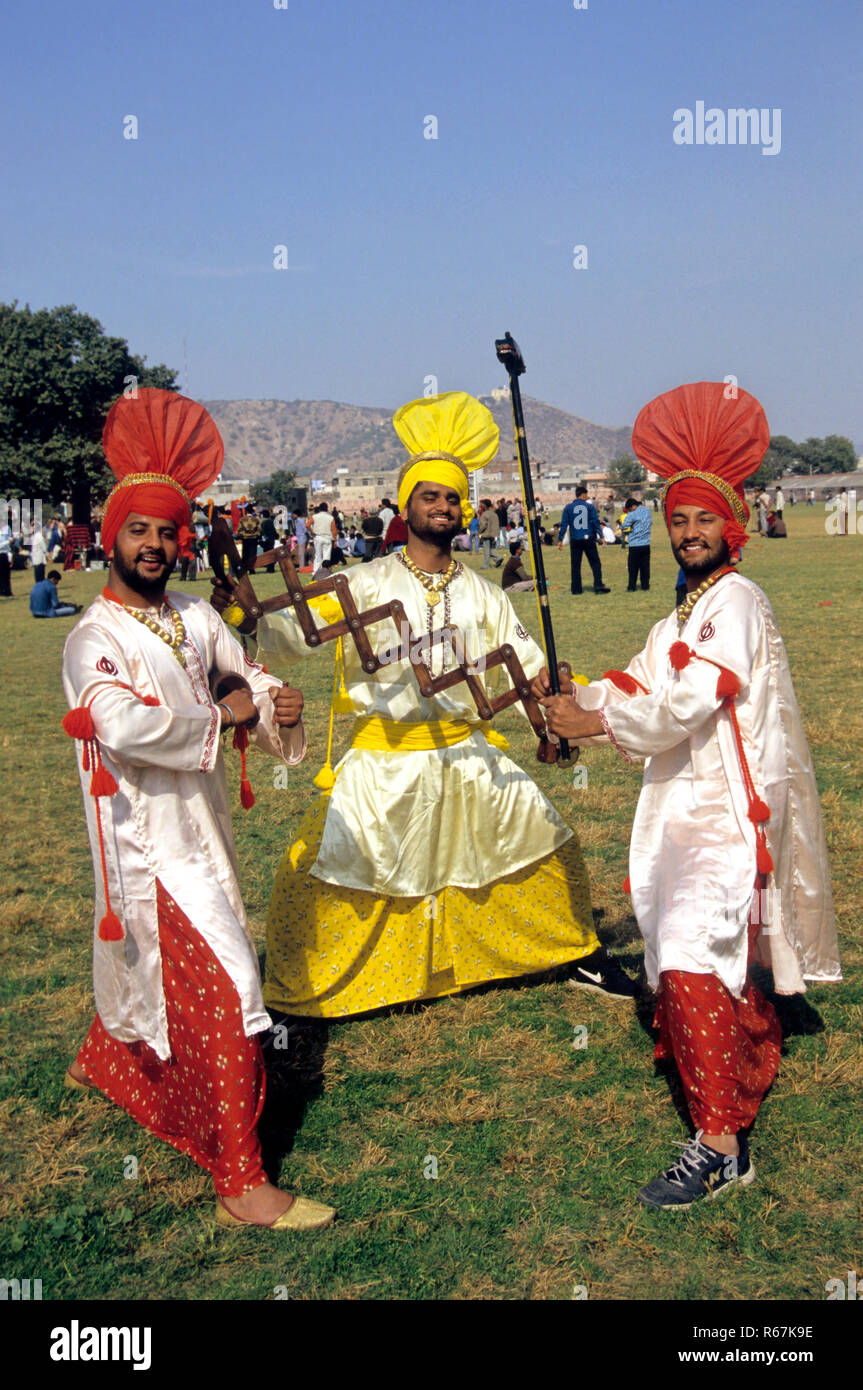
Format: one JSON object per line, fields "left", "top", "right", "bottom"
{"left": 350, "top": 714, "right": 508, "bottom": 752}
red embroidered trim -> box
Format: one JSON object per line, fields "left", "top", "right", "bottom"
{"left": 598, "top": 707, "right": 633, "bottom": 763}
{"left": 177, "top": 617, "right": 221, "bottom": 771}
{"left": 201, "top": 705, "right": 219, "bottom": 772}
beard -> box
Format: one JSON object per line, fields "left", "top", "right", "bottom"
{"left": 405, "top": 507, "right": 461, "bottom": 548}
{"left": 671, "top": 535, "right": 730, "bottom": 576}
{"left": 112, "top": 544, "right": 174, "bottom": 600}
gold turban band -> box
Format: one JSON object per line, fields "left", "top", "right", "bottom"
{"left": 658, "top": 469, "right": 749, "bottom": 527}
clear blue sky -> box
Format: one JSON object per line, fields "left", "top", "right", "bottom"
{"left": 2, "top": 0, "right": 860, "bottom": 447}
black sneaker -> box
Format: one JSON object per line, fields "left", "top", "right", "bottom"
{"left": 566, "top": 948, "right": 639, "bottom": 999}
{"left": 637, "top": 1131, "right": 754, "bottom": 1210}
{"left": 593, "top": 585, "right": 611, "bottom": 594}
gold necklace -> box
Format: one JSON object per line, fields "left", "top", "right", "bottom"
{"left": 676, "top": 566, "right": 733, "bottom": 632}
{"left": 123, "top": 600, "right": 188, "bottom": 665}
{"left": 396, "top": 551, "right": 458, "bottom": 607}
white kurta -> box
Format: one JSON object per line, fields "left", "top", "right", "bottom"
{"left": 256, "top": 554, "right": 572, "bottom": 897}
{"left": 577, "top": 572, "right": 840, "bottom": 997}
{"left": 63, "top": 591, "right": 306, "bottom": 1060}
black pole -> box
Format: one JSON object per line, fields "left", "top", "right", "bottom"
{"left": 494, "top": 332, "right": 574, "bottom": 766}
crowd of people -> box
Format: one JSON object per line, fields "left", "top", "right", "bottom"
{"left": 6, "top": 466, "right": 842, "bottom": 615}
{"left": 49, "top": 382, "right": 840, "bottom": 1240}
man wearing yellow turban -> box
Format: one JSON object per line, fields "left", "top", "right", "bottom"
{"left": 220, "top": 392, "right": 634, "bottom": 1017}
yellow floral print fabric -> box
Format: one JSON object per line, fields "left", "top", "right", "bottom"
{"left": 264, "top": 797, "right": 600, "bottom": 1019}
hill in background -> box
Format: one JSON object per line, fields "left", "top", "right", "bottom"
{"left": 202, "top": 395, "right": 633, "bottom": 483}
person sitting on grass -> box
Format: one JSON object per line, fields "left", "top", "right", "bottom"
{"left": 501, "top": 541, "right": 534, "bottom": 592}
{"left": 30, "top": 570, "right": 80, "bottom": 618}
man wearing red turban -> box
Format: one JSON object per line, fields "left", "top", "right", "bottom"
{"left": 62, "top": 389, "right": 334, "bottom": 1231}
{"left": 538, "top": 382, "right": 840, "bottom": 1209}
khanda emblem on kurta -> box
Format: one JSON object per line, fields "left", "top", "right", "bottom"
{"left": 208, "top": 391, "right": 569, "bottom": 756}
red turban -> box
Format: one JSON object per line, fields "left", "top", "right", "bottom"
{"left": 101, "top": 389, "right": 224, "bottom": 555}
{"left": 631, "top": 382, "right": 770, "bottom": 562}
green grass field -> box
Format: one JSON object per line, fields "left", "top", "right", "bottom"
{"left": 1, "top": 509, "right": 861, "bottom": 1301}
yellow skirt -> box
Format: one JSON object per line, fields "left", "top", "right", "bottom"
{"left": 263, "top": 797, "right": 600, "bottom": 1019}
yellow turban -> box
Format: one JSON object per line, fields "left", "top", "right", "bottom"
{"left": 394, "top": 391, "right": 499, "bottom": 520}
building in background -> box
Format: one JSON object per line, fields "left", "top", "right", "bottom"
{"left": 204, "top": 477, "right": 252, "bottom": 507}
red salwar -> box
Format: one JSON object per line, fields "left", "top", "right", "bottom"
{"left": 653, "top": 913, "right": 782, "bottom": 1134}
{"left": 77, "top": 880, "right": 269, "bottom": 1197}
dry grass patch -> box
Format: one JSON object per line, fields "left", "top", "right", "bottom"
{"left": 403, "top": 1078, "right": 508, "bottom": 1128}
{"left": 332, "top": 1007, "right": 448, "bottom": 1076}
{"left": 357, "top": 1140, "right": 390, "bottom": 1170}
{"left": 469, "top": 1024, "right": 570, "bottom": 1082}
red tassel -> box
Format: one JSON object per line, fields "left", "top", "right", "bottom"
{"left": 604, "top": 670, "right": 639, "bottom": 697}
{"left": 233, "top": 725, "right": 254, "bottom": 809}
{"left": 715, "top": 668, "right": 741, "bottom": 699}
{"left": 90, "top": 766, "right": 119, "bottom": 798}
{"left": 140, "top": 695, "right": 161, "bottom": 707}
{"left": 668, "top": 641, "right": 691, "bottom": 671}
{"left": 98, "top": 910, "right": 124, "bottom": 941}
{"left": 81, "top": 742, "right": 92, "bottom": 772}
{"left": 622, "top": 875, "right": 631, "bottom": 894}
{"left": 748, "top": 797, "right": 771, "bottom": 824}
{"left": 756, "top": 840, "right": 774, "bottom": 875}
{"left": 63, "top": 707, "right": 95, "bottom": 740}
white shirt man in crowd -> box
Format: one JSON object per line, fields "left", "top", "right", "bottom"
{"left": 311, "top": 503, "right": 337, "bottom": 571}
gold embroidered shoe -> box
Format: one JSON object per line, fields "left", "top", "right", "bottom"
{"left": 64, "top": 1067, "right": 95, "bottom": 1091}
{"left": 216, "top": 1195, "right": 335, "bottom": 1232}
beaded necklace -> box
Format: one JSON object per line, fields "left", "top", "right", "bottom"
{"left": 675, "top": 565, "right": 734, "bottom": 633}
{"left": 395, "top": 550, "right": 458, "bottom": 606}
{"left": 396, "top": 549, "right": 460, "bottom": 674}
{"left": 122, "top": 600, "right": 188, "bottom": 666}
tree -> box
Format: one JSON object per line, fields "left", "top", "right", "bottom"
{"left": 606, "top": 452, "right": 646, "bottom": 495}
{"left": 746, "top": 432, "right": 858, "bottom": 487}
{"left": 251, "top": 467, "right": 298, "bottom": 508}
{"left": 0, "top": 302, "right": 177, "bottom": 504}
{"left": 746, "top": 439, "right": 785, "bottom": 490}
{"left": 814, "top": 434, "right": 857, "bottom": 475}
{"left": 764, "top": 434, "right": 800, "bottom": 471}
